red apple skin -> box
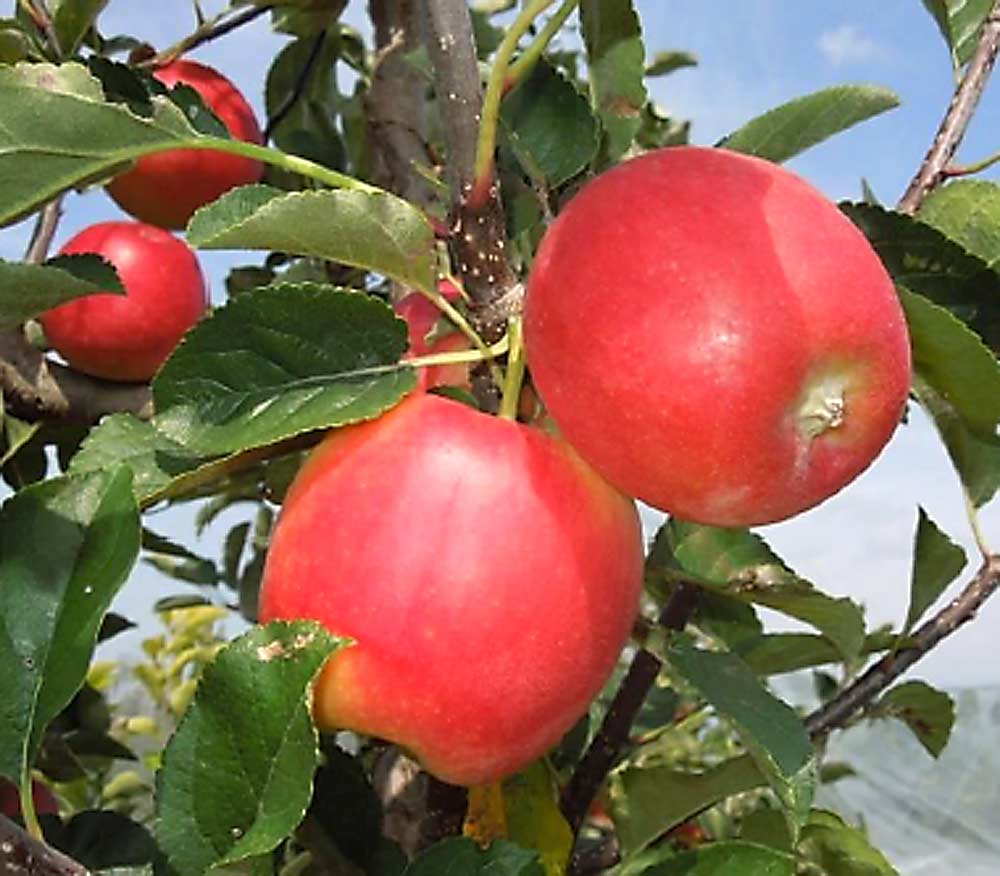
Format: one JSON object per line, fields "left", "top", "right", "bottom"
{"left": 40, "top": 221, "right": 208, "bottom": 382}
{"left": 0, "top": 777, "right": 59, "bottom": 819}
{"left": 259, "top": 394, "right": 643, "bottom": 785}
{"left": 524, "top": 146, "right": 911, "bottom": 527}
{"left": 394, "top": 280, "right": 471, "bottom": 391}
{"left": 106, "top": 59, "right": 264, "bottom": 230}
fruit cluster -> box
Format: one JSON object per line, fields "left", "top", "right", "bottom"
{"left": 41, "top": 59, "right": 263, "bottom": 383}
{"left": 260, "top": 147, "right": 910, "bottom": 784}
{"left": 36, "top": 54, "right": 910, "bottom": 789}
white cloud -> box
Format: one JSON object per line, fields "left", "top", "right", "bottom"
{"left": 818, "top": 23, "right": 889, "bottom": 67}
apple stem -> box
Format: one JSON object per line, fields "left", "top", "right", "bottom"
{"left": 504, "top": 0, "right": 580, "bottom": 93}
{"left": 498, "top": 317, "right": 526, "bottom": 421}
{"left": 471, "top": 0, "right": 558, "bottom": 208}
{"left": 417, "top": 277, "right": 505, "bottom": 387}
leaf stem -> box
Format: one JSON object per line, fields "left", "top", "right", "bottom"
{"left": 943, "top": 146, "right": 1000, "bottom": 177}
{"left": 505, "top": 0, "right": 580, "bottom": 91}
{"left": 964, "top": 490, "right": 992, "bottom": 558}
{"left": 472, "top": 0, "right": 556, "bottom": 205}
{"left": 418, "top": 278, "right": 505, "bottom": 387}
{"left": 18, "top": 781, "right": 42, "bottom": 842}
{"left": 196, "top": 139, "right": 381, "bottom": 193}
{"left": 408, "top": 335, "right": 510, "bottom": 372}
{"left": 498, "top": 316, "right": 525, "bottom": 420}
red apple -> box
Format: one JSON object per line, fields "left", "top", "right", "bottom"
{"left": 0, "top": 777, "right": 59, "bottom": 819}
{"left": 41, "top": 221, "right": 208, "bottom": 382}
{"left": 259, "top": 394, "right": 643, "bottom": 785}
{"left": 394, "top": 280, "right": 471, "bottom": 391}
{"left": 106, "top": 59, "right": 264, "bottom": 230}
{"left": 524, "top": 146, "right": 911, "bottom": 527}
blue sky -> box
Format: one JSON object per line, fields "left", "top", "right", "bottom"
{"left": 2, "top": 2, "right": 999, "bottom": 688}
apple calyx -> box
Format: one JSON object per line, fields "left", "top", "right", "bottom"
{"left": 794, "top": 371, "right": 850, "bottom": 441}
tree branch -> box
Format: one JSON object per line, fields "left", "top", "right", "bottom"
{"left": 801, "top": 1, "right": 1000, "bottom": 737}
{"left": 561, "top": 584, "right": 700, "bottom": 846}
{"left": 146, "top": 3, "right": 273, "bottom": 66}
{"left": 898, "top": 2, "right": 1000, "bottom": 214}
{"left": 806, "top": 554, "right": 1000, "bottom": 737}
{"left": 0, "top": 815, "right": 90, "bottom": 876}
{"left": 24, "top": 198, "right": 63, "bottom": 267}
{"left": 0, "top": 331, "right": 153, "bottom": 423}
{"left": 366, "top": 0, "right": 439, "bottom": 219}
{"left": 27, "top": 0, "right": 62, "bottom": 59}
{"left": 424, "top": 0, "right": 517, "bottom": 349}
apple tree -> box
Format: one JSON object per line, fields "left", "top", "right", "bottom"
{"left": 1, "top": 1, "right": 999, "bottom": 875}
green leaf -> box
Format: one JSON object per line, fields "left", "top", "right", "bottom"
{"left": 636, "top": 103, "right": 690, "bottom": 149}
{"left": 922, "top": 0, "right": 993, "bottom": 68}
{"left": 0, "top": 468, "right": 139, "bottom": 787}
{"left": 625, "top": 842, "right": 794, "bottom": 876}
{"left": 0, "top": 61, "right": 241, "bottom": 227}
{"left": 720, "top": 85, "right": 899, "bottom": 163}
{"left": 904, "top": 508, "right": 966, "bottom": 635}
{"left": 695, "top": 592, "right": 763, "bottom": 650}
{"left": 878, "top": 680, "right": 956, "bottom": 759}
{"left": 645, "top": 50, "right": 697, "bottom": 77}
{"left": 738, "top": 631, "right": 896, "bottom": 677}
{"left": 269, "top": 0, "right": 349, "bottom": 38}
{"left": 186, "top": 185, "right": 435, "bottom": 292}
{"left": 1, "top": 412, "right": 42, "bottom": 468}
{"left": 913, "top": 372, "right": 1000, "bottom": 507}
{"left": 156, "top": 621, "right": 346, "bottom": 876}
{"left": 667, "top": 641, "right": 816, "bottom": 832}
{"left": 265, "top": 34, "right": 345, "bottom": 170}
{"left": 309, "top": 744, "right": 387, "bottom": 872}
{"left": 68, "top": 412, "right": 314, "bottom": 511}
{"left": 901, "top": 283, "right": 1000, "bottom": 507}
{"left": 51, "top": 810, "right": 155, "bottom": 871}
{"left": 919, "top": 180, "right": 1000, "bottom": 272}
{"left": 152, "top": 284, "right": 415, "bottom": 456}
{"left": 404, "top": 837, "right": 543, "bottom": 876}
{"left": 52, "top": 0, "right": 109, "bottom": 57}
{"left": 841, "top": 202, "right": 1000, "bottom": 344}
{"left": 503, "top": 762, "right": 573, "bottom": 876}
{"left": 610, "top": 756, "right": 764, "bottom": 855}
{"left": 0, "top": 19, "right": 32, "bottom": 64}
{"left": 0, "top": 254, "right": 123, "bottom": 329}
{"left": 799, "top": 809, "right": 898, "bottom": 876}
{"left": 500, "top": 61, "right": 600, "bottom": 187}
{"left": 580, "top": 0, "right": 647, "bottom": 161}
{"left": 68, "top": 414, "right": 212, "bottom": 505}
{"left": 740, "top": 808, "right": 793, "bottom": 852}
{"left": 648, "top": 520, "right": 866, "bottom": 662}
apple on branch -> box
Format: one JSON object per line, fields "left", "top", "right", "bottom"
{"left": 525, "top": 146, "right": 911, "bottom": 527}
{"left": 259, "top": 393, "right": 644, "bottom": 786}
{"left": 106, "top": 58, "right": 264, "bottom": 231}
{"left": 40, "top": 221, "right": 208, "bottom": 383}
